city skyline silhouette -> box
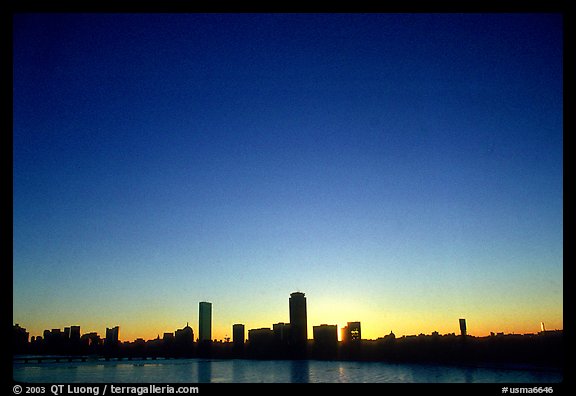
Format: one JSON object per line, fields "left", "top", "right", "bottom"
{"left": 13, "top": 291, "right": 562, "bottom": 344}
{"left": 13, "top": 13, "right": 562, "bottom": 345}
{"left": 13, "top": 290, "right": 563, "bottom": 369}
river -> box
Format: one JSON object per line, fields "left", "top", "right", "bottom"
{"left": 13, "top": 358, "right": 562, "bottom": 383}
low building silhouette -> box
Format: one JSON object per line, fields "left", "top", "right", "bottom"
{"left": 174, "top": 323, "right": 194, "bottom": 356}
{"left": 312, "top": 324, "right": 338, "bottom": 359}
{"left": 248, "top": 327, "right": 275, "bottom": 358}
{"left": 341, "top": 321, "right": 362, "bottom": 359}
{"left": 342, "top": 321, "right": 361, "bottom": 343}
{"left": 273, "top": 322, "right": 290, "bottom": 345}
{"left": 13, "top": 324, "right": 29, "bottom": 354}
{"left": 80, "top": 332, "right": 102, "bottom": 353}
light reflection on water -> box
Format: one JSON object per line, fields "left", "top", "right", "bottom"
{"left": 13, "top": 358, "right": 562, "bottom": 383}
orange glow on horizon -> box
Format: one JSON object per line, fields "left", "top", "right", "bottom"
{"left": 17, "top": 290, "right": 563, "bottom": 343}
{"left": 20, "top": 316, "right": 562, "bottom": 344}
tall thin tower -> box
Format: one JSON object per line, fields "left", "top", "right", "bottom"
{"left": 459, "top": 318, "right": 467, "bottom": 336}
{"left": 199, "top": 301, "right": 212, "bottom": 342}
{"left": 289, "top": 292, "right": 307, "bottom": 351}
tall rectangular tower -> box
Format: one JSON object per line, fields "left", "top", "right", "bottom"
{"left": 289, "top": 292, "right": 307, "bottom": 349}
{"left": 199, "top": 302, "right": 212, "bottom": 342}
{"left": 343, "top": 321, "right": 361, "bottom": 343}
{"left": 459, "top": 318, "right": 467, "bottom": 336}
{"left": 233, "top": 323, "right": 245, "bottom": 346}
{"left": 105, "top": 326, "right": 120, "bottom": 346}
{"left": 70, "top": 326, "right": 81, "bottom": 342}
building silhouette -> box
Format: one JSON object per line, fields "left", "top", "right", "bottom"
{"left": 175, "top": 323, "right": 194, "bottom": 347}
{"left": 199, "top": 302, "right": 212, "bottom": 343}
{"left": 232, "top": 324, "right": 245, "bottom": 353}
{"left": 273, "top": 322, "right": 291, "bottom": 346}
{"left": 341, "top": 321, "right": 361, "bottom": 359}
{"left": 44, "top": 328, "right": 66, "bottom": 351}
{"left": 248, "top": 327, "right": 274, "bottom": 357}
{"left": 289, "top": 292, "right": 307, "bottom": 353}
{"left": 70, "top": 326, "right": 81, "bottom": 342}
{"left": 233, "top": 324, "right": 245, "bottom": 344}
{"left": 313, "top": 324, "right": 338, "bottom": 343}
{"left": 313, "top": 324, "right": 338, "bottom": 359}
{"left": 13, "top": 324, "right": 29, "bottom": 354}
{"left": 12, "top": 311, "right": 564, "bottom": 369}
{"left": 342, "top": 321, "right": 361, "bottom": 343}
{"left": 80, "top": 332, "right": 101, "bottom": 349}
{"left": 248, "top": 327, "right": 274, "bottom": 343}
{"left": 105, "top": 326, "right": 120, "bottom": 346}
{"left": 459, "top": 319, "right": 467, "bottom": 336}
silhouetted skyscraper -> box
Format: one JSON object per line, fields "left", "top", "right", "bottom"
{"left": 289, "top": 292, "right": 307, "bottom": 351}
{"left": 105, "top": 326, "right": 120, "bottom": 346}
{"left": 342, "top": 321, "right": 361, "bottom": 343}
{"left": 233, "top": 324, "right": 245, "bottom": 346}
{"left": 70, "top": 326, "right": 81, "bottom": 342}
{"left": 199, "top": 302, "right": 212, "bottom": 342}
{"left": 459, "top": 318, "right": 467, "bottom": 336}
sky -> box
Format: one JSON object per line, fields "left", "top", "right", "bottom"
{"left": 13, "top": 13, "right": 563, "bottom": 342}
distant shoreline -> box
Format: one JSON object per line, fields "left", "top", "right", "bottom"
{"left": 14, "top": 329, "right": 563, "bottom": 372}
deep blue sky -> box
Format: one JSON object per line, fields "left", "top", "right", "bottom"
{"left": 13, "top": 13, "right": 563, "bottom": 340}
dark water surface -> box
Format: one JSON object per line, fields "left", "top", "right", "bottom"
{"left": 13, "top": 358, "right": 562, "bottom": 383}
